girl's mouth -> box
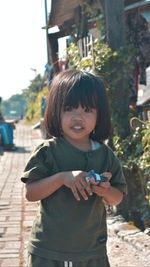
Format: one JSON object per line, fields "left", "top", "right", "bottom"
{"left": 71, "top": 125, "right": 84, "bottom": 131}
{"left": 72, "top": 126, "right": 83, "bottom": 129}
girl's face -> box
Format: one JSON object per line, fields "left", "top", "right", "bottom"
{"left": 61, "top": 104, "right": 97, "bottom": 149}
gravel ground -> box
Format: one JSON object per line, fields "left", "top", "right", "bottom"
{"left": 107, "top": 214, "right": 150, "bottom": 267}
{"left": 107, "top": 233, "right": 150, "bottom": 267}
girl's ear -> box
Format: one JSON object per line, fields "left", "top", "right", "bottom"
{"left": 93, "top": 129, "right": 95, "bottom": 134}
{"left": 90, "top": 128, "right": 96, "bottom": 140}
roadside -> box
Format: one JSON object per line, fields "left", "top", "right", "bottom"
{"left": 107, "top": 215, "right": 150, "bottom": 266}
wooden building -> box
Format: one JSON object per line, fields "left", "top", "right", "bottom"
{"left": 45, "top": 0, "right": 150, "bottom": 116}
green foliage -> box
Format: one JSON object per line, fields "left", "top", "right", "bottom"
{"left": 23, "top": 74, "right": 44, "bottom": 102}
{"left": 141, "top": 123, "right": 150, "bottom": 172}
{"left": 67, "top": 40, "right": 134, "bottom": 138}
{"left": 113, "top": 123, "right": 150, "bottom": 223}
{"left": 67, "top": 39, "right": 134, "bottom": 86}
{"left": 25, "top": 85, "right": 49, "bottom": 122}
{"left": 113, "top": 122, "right": 150, "bottom": 173}
{"left": 113, "top": 129, "right": 144, "bottom": 170}
{"left": 67, "top": 40, "right": 150, "bottom": 226}
{"left": 23, "top": 74, "right": 49, "bottom": 122}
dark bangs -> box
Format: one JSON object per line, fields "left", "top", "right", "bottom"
{"left": 63, "top": 73, "right": 100, "bottom": 110}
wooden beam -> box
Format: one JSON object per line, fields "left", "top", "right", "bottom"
{"left": 104, "top": 0, "right": 125, "bottom": 50}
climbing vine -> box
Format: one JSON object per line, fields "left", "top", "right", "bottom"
{"left": 67, "top": 40, "right": 150, "bottom": 229}
{"left": 67, "top": 40, "right": 134, "bottom": 138}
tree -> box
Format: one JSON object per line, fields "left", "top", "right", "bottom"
{"left": 104, "top": 0, "right": 130, "bottom": 139}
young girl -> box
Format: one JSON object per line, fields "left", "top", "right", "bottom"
{"left": 21, "top": 70, "right": 127, "bottom": 267}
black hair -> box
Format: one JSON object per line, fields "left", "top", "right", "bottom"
{"left": 44, "top": 69, "right": 112, "bottom": 142}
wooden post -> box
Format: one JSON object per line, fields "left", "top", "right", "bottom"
{"left": 104, "top": 0, "right": 131, "bottom": 138}
{"left": 48, "top": 33, "right": 59, "bottom": 73}
{"left": 104, "top": 0, "right": 125, "bottom": 50}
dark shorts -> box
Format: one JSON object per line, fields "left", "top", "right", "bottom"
{"left": 27, "top": 253, "right": 110, "bottom": 267}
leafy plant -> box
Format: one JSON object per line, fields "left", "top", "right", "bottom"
{"left": 25, "top": 85, "right": 49, "bottom": 122}
{"left": 67, "top": 40, "right": 150, "bottom": 229}
{"left": 113, "top": 123, "right": 150, "bottom": 227}
{"left": 67, "top": 40, "right": 134, "bottom": 138}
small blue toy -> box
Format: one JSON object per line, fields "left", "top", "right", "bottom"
{"left": 86, "top": 170, "right": 108, "bottom": 183}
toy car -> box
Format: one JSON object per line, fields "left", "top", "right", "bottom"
{"left": 86, "top": 170, "right": 108, "bottom": 183}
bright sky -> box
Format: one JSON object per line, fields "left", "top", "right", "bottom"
{"left": 0, "top": 0, "right": 51, "bottom": 100}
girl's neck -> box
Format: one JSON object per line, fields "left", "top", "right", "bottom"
{"left": 63, "top": 137, "right": 91, "bottom": 152}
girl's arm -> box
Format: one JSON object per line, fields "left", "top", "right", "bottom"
{"left": 25, "top": 173, "right": 64, "bottom": 201}
{"left": 90, "top": 172, "right": 124, "bottom": 206}
{"left": 25, "top": 170, "right": 92, "bottom": 202}
{"left": 93, "top": 185, "right": 123, "bottom": 206}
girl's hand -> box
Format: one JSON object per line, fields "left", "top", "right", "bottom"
{"left": 90, "top": 172, "right": 112, "bottom": 196}
{"left": 63, "top": 171, "right": 93, "bottom": 201}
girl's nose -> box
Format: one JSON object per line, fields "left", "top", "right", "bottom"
{"left": 72, "top": 110, "right": 83, "bottom": 119}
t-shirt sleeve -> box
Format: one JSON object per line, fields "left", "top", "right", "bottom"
{"left": 21, "top": 143, "right": 52, "bottom": 183}
{"left": 109, "top": 150, "right": 127, "bottom": 195}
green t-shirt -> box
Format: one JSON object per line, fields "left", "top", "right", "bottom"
{"left": 21, "top": 137, "right": 127, "bottom": 261}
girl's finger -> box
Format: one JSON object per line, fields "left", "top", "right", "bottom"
{"left": 101, "top": 172, "right": 112, "bottom": 180}
{"left": 76, "top": 182, "right": 89, "bottom": 200}
{"left": 100, "top": 182, "right": 110, "bottom": 188}
{"left": 80, "top": 179, "right": 93, "bottom": 195}
{"left": 71, "top": 187, "right": 80, "bottom": 201}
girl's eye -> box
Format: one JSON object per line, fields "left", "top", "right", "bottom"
{"left": 64, "top": 106, "right": 73, "bottom": 112}
{"left": 84, "top": 107, "right": 93, "bottom": 113}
